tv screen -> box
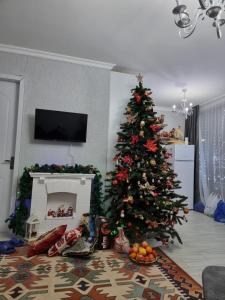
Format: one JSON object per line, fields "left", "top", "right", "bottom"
{"left": 34, "top": 109, "right": 88, "bottom": 142}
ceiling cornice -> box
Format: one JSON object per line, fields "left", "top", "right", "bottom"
{"left": 0, "top": 44, "right": 116, "bottom": 70}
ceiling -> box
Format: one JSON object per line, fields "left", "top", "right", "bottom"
{"left": 0, "top": 0, "right": 225, "bottom": 106}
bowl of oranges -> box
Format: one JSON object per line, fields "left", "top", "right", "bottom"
{"left": 129, "top": 241, "right": 158, "bottom": 265}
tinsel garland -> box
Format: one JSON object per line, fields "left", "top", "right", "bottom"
{"left": 6, "top": 163, "right": 103, "bottom": 236}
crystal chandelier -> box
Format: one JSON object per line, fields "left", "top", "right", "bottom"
{"left": 172, "top": 0, "right": 225, "bottom": 39}
{"left": 172, "top": 89, "right": 193, "bottom": 119}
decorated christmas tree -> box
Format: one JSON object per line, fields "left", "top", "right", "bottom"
{"left": 105, "top": 75, "right": 188, "bottom": 244}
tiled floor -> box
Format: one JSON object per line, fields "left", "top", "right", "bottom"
{"left": 1, "top": 211, "right": 225, "bottom": 284}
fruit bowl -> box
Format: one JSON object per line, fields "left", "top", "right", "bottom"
{"left": 129, "top": 255, "right": 157, "bottom": 265}
{"left": 128, "top": 241, "right": 158, "bottom": 265}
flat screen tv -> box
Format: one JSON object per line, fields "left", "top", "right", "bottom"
{"left": 34, "top": 109, "right": 88, "bottom": 142}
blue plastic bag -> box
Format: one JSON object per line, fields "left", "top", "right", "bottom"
{"left": 194, "top": 201, "right": 205, "bottom": 213}
{"left": 214, "top": 200, "right": 225, "bottom": 223}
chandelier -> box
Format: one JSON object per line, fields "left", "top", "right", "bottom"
{"left": 172, "top": 0, "right": 225, "bottom": 39}
{"left": 172, "top": 89, "right": 193, "bottom": 119}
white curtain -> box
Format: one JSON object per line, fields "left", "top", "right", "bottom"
{"left": 199, "top": 97, "right": 225, "bottom": 204}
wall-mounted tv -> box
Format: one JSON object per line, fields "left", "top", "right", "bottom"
{"left": 34, "top": 109, "right": 88, "bottom": 143}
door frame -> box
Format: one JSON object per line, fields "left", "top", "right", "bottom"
{"left": 0, "top": 73, "right": 24, "bottom": 213}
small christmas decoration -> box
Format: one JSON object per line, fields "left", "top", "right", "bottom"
{"left": 136, "top": 73, "right": 143, "bottom": 83}
{"left": 127, "top": 112, "right": 138, "bottom": 124}
{"left": 128, "top": 222, "right": 132, "bottom": 228}
{"left": 120, "top": 210, "right": 125, "bottom": 218}
{"left": 123, "top": 155, "right": 133, "bottom": 165}
{"left": 123, "top": 195, "right": 134, "bottom": 204}
{"left": 139, "top": 130, "right": 144, "bottom": 138}
{"left": 116, "top": 168, "right": 128, "bottom": 182}
{"left": 183, "top": 207, "right": 189, "bottom": 214}
{"left": 117, "top": 135, "right": 124, "bottom": 142}
{"left": 144, "top": 90, "right": 152, "bottom": 96}
{"left": 144, "top": 140, "right": 158, "bottom": 152}
{"left": 25, "top": 215, "right": 40, "bottom": 241}
{"left": 67, "top": 206, "right": 73, "bottom": 217}
{"left": 146, "top": 106, "right": 153, "bottom": 112}
{"left": 126, "top": 106, "right": 132, "bottom": 113}
{"left": 140, "top": 120, "right": 145, "bottom": 127}
{"left": 110, "top": 228, "right": 119, "bottom": 238}
{"left": 150, "top": 158, "right": 156, "bottom": 166}
{"left": 150, "top": 124, "right": 161, "bottom": 132}
{"left": 135, "top": 93, "right": 142, "bottom": 103}
{"left": 131, "top": 135, "right": 139, "bottom": 145}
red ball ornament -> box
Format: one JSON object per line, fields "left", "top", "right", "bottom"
{"left": 127, "top": 222, "right": 132, "bottom": 228}
{"left": 112, "top": 179, "right": 118, "bottom": 186}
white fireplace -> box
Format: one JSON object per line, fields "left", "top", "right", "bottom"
{"left": 29, "top": 173, "right": 95, "bottom": 232}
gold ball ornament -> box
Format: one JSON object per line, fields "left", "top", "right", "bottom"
{"left": 183, "top": 207, "right": 189, "bottom": 214}
{"left": 126, "top": 106, "right": 131, "bottom": 113}
{"left": 150, "top": 159, "right": 156, "bottom": 166}
{"left": 128, "top": 195, "right": 134, "bottom": 204}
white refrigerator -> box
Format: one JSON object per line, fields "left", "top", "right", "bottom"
{"left": 166, "top": 144, "right": 194, "bottom": 209}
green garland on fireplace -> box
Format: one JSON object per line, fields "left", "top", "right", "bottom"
{"left": 6, "top": 163, "right": 104, "bottom": 236}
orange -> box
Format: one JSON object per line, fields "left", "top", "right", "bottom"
{"left": 144, "top": 256, "right": 150, "bottom": 262}
{"left": 141, "top": 241, "right": 148, "bottom": 248}
{"left": 130, "top": 252, "right": 137, "bottom": 259}
{"left": 148, "top": 254, "right": 155, "bottom": 262}
{"left": 146, "top": 246, "right": 153, "bottom": 254}
{"left": 136, "top": 254, "right": 144, "bottom": 262}
{"left": 132, "top": 247, "right": 139, "bottom": 254}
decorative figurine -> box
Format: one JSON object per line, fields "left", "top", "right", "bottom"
{"left": 67, "top": 206, "right": 73, "bottom": 217}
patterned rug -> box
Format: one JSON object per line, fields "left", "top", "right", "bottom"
{"left": 0, "top": 247, "right": 203, "bottom": 300}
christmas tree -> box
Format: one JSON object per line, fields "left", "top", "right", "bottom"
{"left": 105, "top": 75, "right": 188, "bottom": 244}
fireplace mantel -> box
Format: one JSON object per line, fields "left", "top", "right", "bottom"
{"left": 29, "top": 172, "right": 95, "bottom": 233}
{"left": 30, "top": 173, "right": 95, "bottom": 179}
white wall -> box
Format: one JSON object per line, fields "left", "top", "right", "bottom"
{"left": 107, "top": 72, "right": 136, "bottom": 171}
{"left": 107, "top": 71, "right": 185, "bottom": 170}
{"left": 0, "top": 51, "right": 111, "bottom": 177}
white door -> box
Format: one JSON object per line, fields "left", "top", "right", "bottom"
{"left": 0, "top": 80, "right": 18, "bottom": 232}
